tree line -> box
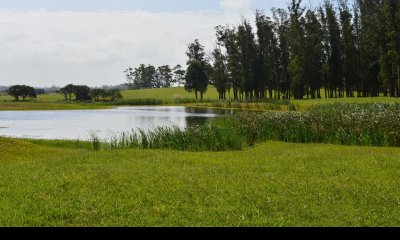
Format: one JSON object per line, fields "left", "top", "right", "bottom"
{"left": 124, "top": 64, "right": 186, "bottom": 90}
{"left": 126, "top": 0, "right": 399, "bottom": 100}
{"left": 209, "top": 0, "right": 400, "bottom": 100}
{"left": 58, "top": 84, "right": 123, "bottom": 101}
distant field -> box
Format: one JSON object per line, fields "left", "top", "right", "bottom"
{"left": 0, "top": 87, "right": 219, "bottom": 102}
{"left": 0, "top": 87, "right": 399, "bottom": 110}
{"left": 1, "top": 137, "right": 399, "bottom": 226}
{"left": 121, "top": 86, "right": 219, "bottom": 100}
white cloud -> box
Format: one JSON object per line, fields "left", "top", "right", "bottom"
{"left": 220, "top": 0, "right": 254, "bottom": 12}
{"left": 0, "top": 9, "right": 250, "bottom": 87}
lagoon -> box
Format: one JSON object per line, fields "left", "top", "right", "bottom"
{"left": 0, "top": 106, "right": 228, "bottom": 140}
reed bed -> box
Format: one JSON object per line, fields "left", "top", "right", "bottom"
{"left": 234, "top": 103, "right": 400, "bottom": 147}
{"left": 90, "top": 103, "right": 400, "bottom": 151}
{"left": 95, "top": 123, "right": 245, "bottom": 151}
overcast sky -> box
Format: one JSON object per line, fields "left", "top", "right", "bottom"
{"left": 0, "top": 0, "right": 321, "bottom": 87}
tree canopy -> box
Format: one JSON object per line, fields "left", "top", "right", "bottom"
{"left": 6, "top": 85, "right": 37, "bottom": 101}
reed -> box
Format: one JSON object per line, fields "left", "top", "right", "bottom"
{"left": 90, "top": 103, "right": 400, "bottom": 151}
{"left": 234, "top": 103, "right": 400, "bottom": 147}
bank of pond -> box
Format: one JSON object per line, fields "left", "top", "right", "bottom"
{"left": 1, "top": 103, "right": 400, "bottom": 151}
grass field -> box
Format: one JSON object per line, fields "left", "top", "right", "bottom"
{"left": 1, "top": 87, "right": 399, "bottom": 111}
{"left": 0, "top": 86, "right": 220, "bottom": 103}
{"left": 0, "top": 137, "right": 399, "bottom": 226}
{"left": 1, "top": 89, "right": 400, "bottom": 227}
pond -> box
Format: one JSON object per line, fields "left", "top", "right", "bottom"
{"left": 0, "top": 106, "right": 232, "bottom": 140}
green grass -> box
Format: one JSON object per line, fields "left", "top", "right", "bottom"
{"left": 292, "top": 96, "right": 400, "bottom": 109}
{"left": 1, "top": 138, "right": 399, "bottom": 226}
{"left": 1, "top": 87, "right": 399, "bottom": 111}
{"left": 121, "top": 86, "right": 219, "bottom": 100}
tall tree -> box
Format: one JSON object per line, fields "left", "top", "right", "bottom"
{"left": 172, "top": 65, "right": 186, "bottom": 87}
{"left": 324, "top": 0, "right": 343, "bottom": 98}
{"left": 304, "top": 9, "right": 324, "bottom": 99}
{"left": 256, "top": 10, "right": 279, "bottom": 99}
{"left": 383, "top": 0, "right": 400, "bottom": 97}
{"left": 212, "top": 47, "right": 229, "bottom": 99}
{"left": 216, "top": 25, "right": 242, "bottom": 99}
{"left": 185, "top": 60, "right": 208, "bottom": 100}
{"left": 185, "top": 40, "right": 209, "bottom": 100}
{"left": 272, "top": 8, "right": 291, "bottom": 99}
{"left": 237, "top": 19, "right": 258, "bottom": 100}
{"left": 358, "top": 0, "right": 381, "bottom": 97}
{"left": 157, "top": 65, "right": 173, "bottom": 88}
{"left": 339, "top": 0, "right": 358, "bottom": 97}
{"left": 287, "top": 0, "right": 306, "bottom": 99}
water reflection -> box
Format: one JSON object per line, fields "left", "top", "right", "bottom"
{"left": 0, "top": 106, "right": 227, "bottom": 140}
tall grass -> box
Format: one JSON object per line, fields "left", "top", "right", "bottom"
{"left": 97, "top": 122, "right": 245, "bottom": 151}
{"left": 189, "top": 100, "right": 297, "bottom": 111}
{"left": 234, "top": 103, "right": 400, "bottom": 147}
{"left": 90, "top": 103, "right": 400, "bottom": 151}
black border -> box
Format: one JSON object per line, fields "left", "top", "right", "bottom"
{"left": 1, "top": 227, "right": 399, "bottom": 240}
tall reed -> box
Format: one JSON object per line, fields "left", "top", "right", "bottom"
{"left": 91, "top": 103, "right": 400, "bottom": 151}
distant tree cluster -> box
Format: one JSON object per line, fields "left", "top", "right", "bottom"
{"left": 90, "top": 88, "right": 123, "bottom": 101}
{"left": 6, "top": 85, "right": 36, "bottom": 101}
{"left": 124, "top": 64, "right": 186, "bottom": 90}
{"left": 57, "top": 84, "right": 122, "bottom": 102}
{"left": 186, "top": 0, "right": 400, "bottom": 100}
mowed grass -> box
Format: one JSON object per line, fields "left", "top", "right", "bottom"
{"left": 1, "top": 137, "right": 399, "bottom": 226}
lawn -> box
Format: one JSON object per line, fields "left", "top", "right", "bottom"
{"left": 0, "top": 137, "right": 399, "bottom": 226}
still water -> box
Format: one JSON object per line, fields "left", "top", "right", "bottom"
{"left": 0, "top": 106, "right": 231, "bottom": 140}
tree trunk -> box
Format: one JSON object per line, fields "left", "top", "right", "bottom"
{"left": 200, "top": 92, "right": 203, "bottom": 100}
{"left": 195, "top": 91, "right": 198, "bottom": 100}
{"left": 398, "top": 64, "right": 400, "bottom": 98}
{"left": 233, "top": 87, "right": 238, "bottom": 100}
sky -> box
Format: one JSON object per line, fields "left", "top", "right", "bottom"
{"left": 0, "top": 0, "right": 321, "bottom": 87}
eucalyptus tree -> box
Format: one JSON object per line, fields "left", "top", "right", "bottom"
{"left": 304, "top": 9, "right": 324, "bottom": 99}
{"left": 339, "top": 0, "right": 358, "bottom": 97}
{"left": 324, "top": 0, "right": 343, "bottom": 98}
{"left": 272, "top": 8, "right": 291, "bottom": 99}
{"left": 382, "top": 0, "right": 400, "bottom": 97}
{"left": 157, "top": 65, "right": 173, "bottom": 88}
{"left": 172, "top": 65, "right": 186, "bottom": 87}
{"left": 237, "top": 19, "right": 258, "bottom": 100}
{"left": 256, "top": 10, "right": 280, "bottom": 99}
{"left": 357, "top": 0, "right": 381, "bottom": 97}
{"left": 211, "top": 47, "right": 229, "bottom": 99}
{"left": 215, "top": 25, "right": 242, "bottom": 99}
{"left": 287, "top": 0, "right": 306, "bottom": 99}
